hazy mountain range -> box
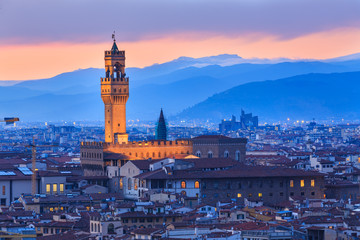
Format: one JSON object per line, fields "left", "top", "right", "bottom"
{"left": 1, "top": 53, "right": 360, "bottom": 122}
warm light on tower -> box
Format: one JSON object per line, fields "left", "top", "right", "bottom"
{"left": 101, "top": 38, "right": 129, "bottom": 144}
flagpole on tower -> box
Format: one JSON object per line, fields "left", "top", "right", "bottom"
{"left": 112, "top": 31, "right": 116, "bottom": 42}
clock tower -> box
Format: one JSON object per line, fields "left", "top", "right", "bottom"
{"left": 101, "top": 39, "right": 129, "bottom": 143}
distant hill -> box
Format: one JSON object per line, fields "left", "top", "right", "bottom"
{"left": 0, "top": 53, "right": 360, "bottom": 121}
{"left": 176, "top": 71, "right": 360, "bottom": 121}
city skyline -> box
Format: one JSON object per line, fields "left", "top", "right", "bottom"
{"left": 0, "top": 1, "right": 360, "bottom": 238}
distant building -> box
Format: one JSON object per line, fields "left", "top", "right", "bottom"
{"left": 219, "top": 110, "right": 258, "bottom": 133}
{"left": 155, "top": 109, "right": 167, "bottom": 140}
{"left": 240, "top": 109, "right": 258, "bottom": 129}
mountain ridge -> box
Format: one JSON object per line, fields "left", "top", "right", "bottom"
{"left": 0, "top": 53, "right": 360, "bottom": 121}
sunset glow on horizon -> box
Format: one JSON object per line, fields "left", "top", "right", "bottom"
{"left": 1, "top": 0, "right": 360, "bottom": 80}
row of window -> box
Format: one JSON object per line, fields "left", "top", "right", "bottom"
{"left": 202, "top": 191, "right": 316, "bottom": 198}
{"left": 43, "top": 228, "right": 65, "bottom": 234}
{"left": 130, "top": 151, "right": 190, "bottom": 158}
{"left": 290, "top": 179, "right": 315, "bottom": 188}
{"left": 101, "top": 88, "right": 127, "bottom": 93}
{"left": 87, "top": 149, "right": 192, "bottom": 161}
{"left": 122, "top": 217, "right": 176, "bottom": 223}
{"left": 125, "top": 179, "right": 147, "bottom": 190}
{"left": 195, "top": 151, "right": 241, "bottom": 160}
{"left": 203, "top": 179, "right": 316, "bottom": 190}
{"left": 46, "top": 183, "right": 64, "bottom": 194}
{"left": 180, "top": 181, "right": 200, "bottom": 189}
{"left": 81, "top": 152, "right": 102, "bottom": 159}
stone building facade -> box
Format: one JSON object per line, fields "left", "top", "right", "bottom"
{"left": 192, "top": 135, "right": 247, "bottom": 162}
{"left": 135, "top": 163, "right": 325, "bottom": 205}
{"left": 201, "top": 174, "right": 324, "bottom": 205}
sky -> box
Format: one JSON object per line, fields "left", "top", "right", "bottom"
{"left": 0, "top": 0, "right": 360, "bottom": 80}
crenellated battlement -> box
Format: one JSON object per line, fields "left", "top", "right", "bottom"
{"left": 81, "top": 139, "right": 192, "bottom": 149}
{"left": 105, "top": 50, "right": 125, "bottom": 56}
{"left": 101, "top": 77, "right": 129, "bottom": 83}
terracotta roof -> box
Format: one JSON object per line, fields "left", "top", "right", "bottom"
{"left": 192, "top": 135, "right": 230, "bottom": 139}
{"left": 104, "top": 151, "right": 131, "bottom": 160}
{"left": 130, "top": 160, "right": 152, "bottom": 170}
{"left": 131, "top": 228, "right": 162, "bottom": 235}
{"left": 178, "top": 158, "right": 239, "bottom": 169}
{"left": 37, "top": 230, "right": 92, "bottom": 240}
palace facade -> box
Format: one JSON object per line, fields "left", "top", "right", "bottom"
{"left": 80, "top": 40, "right": 246, "bottom": 177}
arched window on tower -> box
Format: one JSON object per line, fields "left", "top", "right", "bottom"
{"left": 114, "top": 62, "right": 120, "bottom": 79}
{"left": 195, "top": 151, "right": 201, "bottom": 158}
{"left": 224, "top": 151, "right": 229, "bottom": 158}
{"left": 208, "top": 151, "right": 213, "bottom": 158}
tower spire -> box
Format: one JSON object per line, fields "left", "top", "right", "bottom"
{"left": 111, "top": 31, "right": 119, "bottom": 54}
{"left": 156, "top": 108, "right": 167, "bottom": 140}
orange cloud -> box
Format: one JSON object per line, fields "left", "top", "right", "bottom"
{"left": 0, "top": 27, "right": 359, "bottom": 80}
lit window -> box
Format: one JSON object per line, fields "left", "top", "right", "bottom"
{"left": 46, "top": 184, "right": 50, "bottom": 194}
{"left": 53, "top": 184, "right": 57, "bottom": 193}
{"left": 258, "top": 193, "right": 262, "bottom": 197}
{"left": 2, "top": 186, "right": 5, "bottom": 195}
{"left": 134, "top": 179, "right": 138, "bottom": 190}
{"left": 181, "top": 181, "right": 186, "bottom": 189}
{"left": 311, "top": 179, "right": 315, "bottom": 187}
{"left": 194, "top": 181, "right": 200, "bottom": 189}
{"left": 119, "top": 178, "right": 123, "bottom": 189}
{"left": 300, "top": 180, "right": 304, "bottom": 187}
{"left": 290, "top": 180, "right": 294, "bottom": 188}
{"left": 59, "top": 184, "right": 64, "bottom": 193}
{"left": 237, "top": 193, "right": 242, "bottom": 198}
